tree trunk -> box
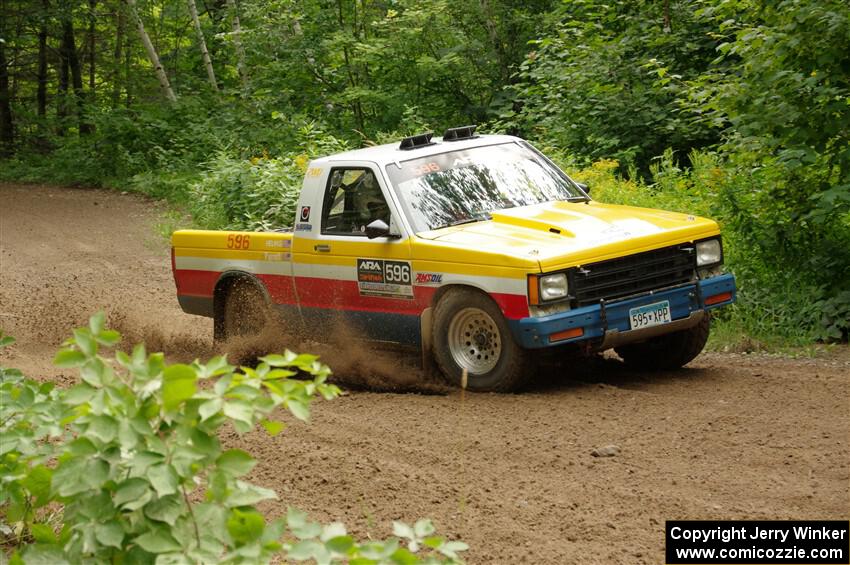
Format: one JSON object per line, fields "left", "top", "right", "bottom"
{"left": 112, "top": 1, "right": 125, "bottom": 107}
{"left": 225, "top": 0, "right": 248, "bottom": 89}
{"left": 124, "top": 21, "right": 131, "bottom": 106}
{"left": 124, "top": 0, "right": 177, "bottom": 101}
{"left": 0, "top": 37, "right": 14, "bottom": 156}
{"left": 479, "top": 0, "right": 508, "bottom": 83}
{"left": 62, "top": 16, "right": 91, "bottom": 134}
{"left": 88, "top": 0, "right": 96, "bottom": 92}
{"left": 57, "top": 32, "right": 70, "bottom": 136}
{"left": 187, "top": 0, "right": 217, "bottom": 90}
{"left": 37, "top": 0, "right": 49, "bottom": 119}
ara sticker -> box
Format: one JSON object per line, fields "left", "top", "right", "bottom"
{"left": 300, "top": 206, "right": 311, "bottom": 222}
{"left": 415, "top": 272, "right": 443, "bottom": 285}
{"left": 357, "top": 258, "right": 414, "bottom": 299}
{"left": 295, "top": 223, "right": 313, "bottom": 232}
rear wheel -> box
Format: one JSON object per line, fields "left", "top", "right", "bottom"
{"left": 221, "top": 279, "right": 269, "bottom": 340}
{"left": 432, "top": 288, "right": 530, "bottom": 392}
{"left": 615, "top": 313, "right": 710, "bottom": 370}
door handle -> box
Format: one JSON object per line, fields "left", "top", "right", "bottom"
{"left": 314, "top": 244, "right": 331, "bottom": 252}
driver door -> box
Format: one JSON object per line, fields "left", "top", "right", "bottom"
{"left": 294, "top": 165, "right": 418, "bottom": 344}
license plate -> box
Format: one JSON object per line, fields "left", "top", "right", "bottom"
{"left": 629, "top": 300, "right": 672, "bottom": 330}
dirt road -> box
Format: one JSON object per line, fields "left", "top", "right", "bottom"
{"left": 1, "top": 183, "right": 848, "bottom": 564}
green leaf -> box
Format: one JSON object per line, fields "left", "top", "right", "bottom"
{"left": 96, "top": 329, "right": 121, "bottom": 346}
{"left": 123, "top": 489, "right": 152, "bottom": 512}
{"left": 216, "top": 449, "right": 256, "bottom": 477}
{"left": 133, "top": 529, "right": 182, "bottom": 554}
{"left": 147, "top": 464, "right": 178, "bottom": 497}
{"left": 325, "top": 535, "right": 354, "bottom": 554}
{"left": 73, "top": 328, "right": 96, "bottom": 357}
{"left": 0, "top": 334, "right": 15, "bottom": 348}
{"left": 222, "top": 400, "right": 253, "bottom": 426}
{"left": 287, "top": 540, "right": 327, "bottom": 561}
{"left": 80, "top": 359, "right": 106, "bottom": 387}
{"left": 30, "top": 523, "right": 58, "bottom": 544}
{"left": 389, "top": 547, "right": 419, "bottom": 564}
{"left": 285, "top": 399, "right": 311, "bottom": 422}
{"left": 413, "top": 519, "right": 435, "bottom": 537}
{"left": 393, "top": 521, "right": 416, "bottom": 542}
{"left": 19, "top": 545, "right": 68, "bottom": 565}
{"left": 438, "top": 540, "right": 469, "bottom": 557}
{"left": 21, "top": 465, "right": 53, "bottom": 507}
{"left": 260, "top": 419, "right": 285, "bottom": 436}
{"left": 64, "top": 383, "right": 96, "bottom": 405}
{"left": 198, "top": 398, "right": 223, "bottom": 421}
{"left": 89, "top": 311, "right": 105, "bottom": 335}
{"left": 286, "top": 507, "right": 307, "bottom": 529}
{"left": 144, "top": 494, "right": 183, "bottom": 526}
{"left": 114, "top": 478, "right": 150, "bottom": 507}
{"left": 162, "top": 364, "right": 198, "bottom": 411}
{"left": 226, "top": 482, "right": 276, "bottom": 506}
{"left": 87, "top": 414, "right": 118, "bottom": 443}
{"left": 227, "top": 508, "right": 265, "bottom": 545}
{"left": 53, "top": 349, "right": 86, "bottom": 368}
{"left": 67, "top": 437, "right": 97, "bottom": 456}
{"left": 95, "top": 522, "right": 125, "bottom": 548}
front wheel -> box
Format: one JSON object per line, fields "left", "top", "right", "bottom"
{"left": 432, "top": 288, "right": 530, "bottom": 392}
{"left": 615, "top": 313, "right": 710, "bottom": 370}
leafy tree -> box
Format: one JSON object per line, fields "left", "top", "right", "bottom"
{"left": 502, "top": 0, "right": 722, "bottom": 175}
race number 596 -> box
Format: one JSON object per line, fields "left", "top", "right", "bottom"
{"left": 226, "top": 233, "right": 250, "bottom": 249}
{"left": 384, "top": 261, "right": 411, "bottom": 284}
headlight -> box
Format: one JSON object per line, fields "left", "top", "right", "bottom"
{"left": 540, "top": 273, "right": 568, "bottom": 301}
{"left": 696, "top": 238, "right": 722, "bottom": 266}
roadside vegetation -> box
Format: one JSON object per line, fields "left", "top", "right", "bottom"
{"left": 0, "top": 0, "right": 847, "bottom": 347}
{"left": 0, "top": 317, "right": 467, "bottom": 563}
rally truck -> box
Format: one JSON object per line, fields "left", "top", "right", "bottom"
{"left": 171, "top": 127, "right": 736, "bottom": 391}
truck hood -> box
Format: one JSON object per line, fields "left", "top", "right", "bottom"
{"left": 416, "top": 200, "right": 720, "bottom": 271}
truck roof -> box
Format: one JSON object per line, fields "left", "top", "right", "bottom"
{"left": 311, "top": 133, "right": 521, "bottom": 167}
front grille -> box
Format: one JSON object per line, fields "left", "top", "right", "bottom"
{"left": 571, "top": 244, "right": 696, "bottom": 307}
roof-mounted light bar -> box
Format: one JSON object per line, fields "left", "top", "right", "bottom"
{"left": 442, "top": 125, "right": 478, "bottom": 142}
{"left": 399, "top": 132, "right": 436, "bottom": 151}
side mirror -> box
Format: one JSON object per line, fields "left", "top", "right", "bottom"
{"left": 576, "top": 182, "right": 589, "bottom": 195}
{"left": 365, "top": 219, "right": 399, "bottom": 239}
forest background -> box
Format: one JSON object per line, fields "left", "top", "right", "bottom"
{"left": 1, "top": 0, "right": 848, "bottom": 345}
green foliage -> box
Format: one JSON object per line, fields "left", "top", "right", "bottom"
{"left": 190, "top": 123, "right": 350, "bottom": 230}
{"left": 501, "top": 0, "right": 721, "bottom": 175}
{"left": 0, "top": 316, "right": 467, "bottom": 564}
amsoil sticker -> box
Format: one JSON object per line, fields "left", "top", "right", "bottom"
{"left": 415, "top": 272, "right": 443, "bottom": 285}
{"left": 357, "top": 258, "right": 414, "bottom": 299}
{"left": 300, "top": 206, "right": 311, "bottom": 222}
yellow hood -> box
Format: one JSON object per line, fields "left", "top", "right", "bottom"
{"left": 417, "top": 201, "right": 720, "bottom": 271}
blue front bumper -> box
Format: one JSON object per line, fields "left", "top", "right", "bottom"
{"left": 512, "top": 273, "right": 736, "bottom": 349}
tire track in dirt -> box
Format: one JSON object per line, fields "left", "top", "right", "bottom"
{"left": 2, "top": 183, "right": 848, "bottom": 564}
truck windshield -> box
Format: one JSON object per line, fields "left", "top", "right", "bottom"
{"left": 385, "top": 142, "right": 586, "bottom": 233}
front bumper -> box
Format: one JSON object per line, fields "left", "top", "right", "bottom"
{"left": 512, "top": 273, "right": 736, "bottom": 349}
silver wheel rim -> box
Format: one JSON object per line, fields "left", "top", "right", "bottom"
{"left": 447, "top": 307, "right": 501, "bottom": 375}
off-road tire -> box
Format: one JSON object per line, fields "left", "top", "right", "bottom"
{"left": 615, "top": 313, "right": 710, "bottom": 370}
{"left": 432, "top": 288, "right": 530, "bottom": 392}
{"left": 221, "top": 278, "right": 269, "bottom": 340}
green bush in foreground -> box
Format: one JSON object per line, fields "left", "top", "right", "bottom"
{"left": 0, "top": 316, "right": 467, "bottom": 564}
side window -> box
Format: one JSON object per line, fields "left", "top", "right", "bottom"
{"left": 322, "top": 168, "right": 391, "bottom": 235}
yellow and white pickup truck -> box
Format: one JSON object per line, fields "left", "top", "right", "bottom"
{"left": 172, "top": 127, "right": 735, "bottom": 391}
